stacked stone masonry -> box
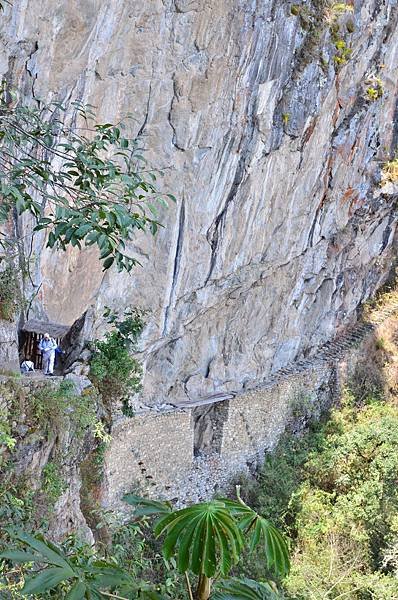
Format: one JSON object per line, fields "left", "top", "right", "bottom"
{"left": 103, "top": 297, "right": 398, "bottom": 508}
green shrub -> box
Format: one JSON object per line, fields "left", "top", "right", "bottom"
{"left": 29, "top": 380, "right": 99, "bottom": 438}
{"left": 90, "top": 330, "right": 142, "bottom": 391}
{"left": 291, "top": 400, "right": 398, "bottom": 597}
{"left": 41, "top": 462, "right": 66, "bottom": 505}
{"left": 90, "top": 307, "right": 145, "bottom": 411}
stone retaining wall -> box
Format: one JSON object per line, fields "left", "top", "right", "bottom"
{"left": 102, "top": 299, "right": 398, "bottom": 509}
{"left": 102, "top": 410, "right": 194, "bottom": 507}
{"left": 103, "top": 363, "right": 338, "bottom": 508}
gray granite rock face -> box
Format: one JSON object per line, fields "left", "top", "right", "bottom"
{"left": 1, "top": 0, "right": 397, "bottom": 405}
{"left": 0, "top": 320, "right": 19, "bottom": 370}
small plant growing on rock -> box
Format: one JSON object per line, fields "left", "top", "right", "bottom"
{"left": 327, "top": 2, "right": 354, "bottom": 68}
{"left": 381, "top": 157, "right": 398, "bottom": 184}
{"left": 92, "top": 419, "right": 111, "bottom": 443}
{"left": 41, "top": 462, "right": 66, "bottom": 505}
{"left": 0, "top": 411, "right": 16, "bottom": 461}
{"left": 330, "top": 2, "right": 354, "bottom": 15}
{"left": 364, "top": 75, "right": 384, "bottom": 101}
{"left": 333, "top": 38, "right": 352, "bottom": 66}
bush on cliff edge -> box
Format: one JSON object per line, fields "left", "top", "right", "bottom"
{"left": 89, "top": 307, "right": 145, "bottom": 414}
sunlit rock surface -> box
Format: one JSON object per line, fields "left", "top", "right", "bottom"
{"left": 1, "top": 0, "right": 397, "bottom": 404}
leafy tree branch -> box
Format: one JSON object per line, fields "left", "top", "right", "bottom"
{"left": 0, "top": 84, "right": 175, "bottom": 272}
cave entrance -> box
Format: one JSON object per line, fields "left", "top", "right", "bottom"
{"left": 19, "top": 320, "right": 70, "bottom": 370}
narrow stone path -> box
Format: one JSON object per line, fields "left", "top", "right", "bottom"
{"left": 179, "top": 295, "right": 398, "bottom": 408}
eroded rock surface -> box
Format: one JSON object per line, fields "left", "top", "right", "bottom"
{"left": 0, "top": 376, "right": 96, "bottom": 541}
{"left": 1, "top": 0, "right": 398, "bottom": 405}
{"left": 0, "top": 320, "right": 19, "bottom": 369}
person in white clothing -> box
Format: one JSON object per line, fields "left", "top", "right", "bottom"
{"left": 38, "top": 333, "right": 57, "bottom": 376}
{"left": 20, "top": 358, "right": 34, "bottom": 373}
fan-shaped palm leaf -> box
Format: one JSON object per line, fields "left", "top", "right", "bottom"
{"left": 221, "top": 498, "right": 290, "bottom": 577}
{"left": 123, "top": 494, "right": 172, "bottom": 518}
{"left": 154, "top": 501, "right": 244, "bottom": 578}
{"left": 212, "top": 577, "right": 281, "bottom": 599}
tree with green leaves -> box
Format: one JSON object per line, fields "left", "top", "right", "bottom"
{"left": 0, "top": 82, "right": 175, "bottom": 273}
{"left": 1, "top": 489, "right": 289, "bottom": 599}
{"left": 89, "top": 307, "right": 146, "bottom": 416}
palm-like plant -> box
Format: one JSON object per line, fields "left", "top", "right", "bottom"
{"left": 154, "top": 500, "right": 244, "bottom": 599}
{"left": 125, "top": 487, "right": 289, "bottom": 600}
{"left": 1, "top": 490, "right": 289, "bottom": 599}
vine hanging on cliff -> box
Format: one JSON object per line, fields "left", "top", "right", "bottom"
{"left": 0, "top": 82, "right": 175, "bottom": 272}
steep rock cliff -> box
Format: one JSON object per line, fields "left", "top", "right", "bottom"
{"left": 1, "top": 0, "right": 398, "bottom": 405}
{"left": 0, "top": 375, "right": 97, "bottom": 540}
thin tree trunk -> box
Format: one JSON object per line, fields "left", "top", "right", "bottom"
{"left": 196, "top": 574, "right": 212, "bottom": 600}
{"left": 185, "top": 571, "right": 194, "bottom": 600}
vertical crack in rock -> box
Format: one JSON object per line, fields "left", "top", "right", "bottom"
{"left": 25, "top": 40, "right": 39, "bottom": 104}
{"left": 205, "top": 136, "right": 252, "bottom": 283}
{"left": 137, "top": 81, "right": 152, "bottom": 137}
{"left": 166, "top": 76, "right": 185, "bottom": 151}
{"left": 307, "top": 154, "right": 334, "bottom": 248}
{"left": 205, "top": 18, "right": 265, "bottom": 283}
{"left": 380, "top": 211, "right": 396, "bottom": 254}
{"left": 390, "top": 97, "right": 398, "bottom": 156}
{"left": 163, "top": 196, "right": 185, "bottom": 336}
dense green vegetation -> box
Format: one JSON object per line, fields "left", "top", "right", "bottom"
{"left": 0, "top": 494, "right": 288, "bottom": 599}
{"left": 287, "top": 399, "right": 398, "bottom": 598}
{"left": 239, "top": 389, "right": 398, "bottom": 599}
